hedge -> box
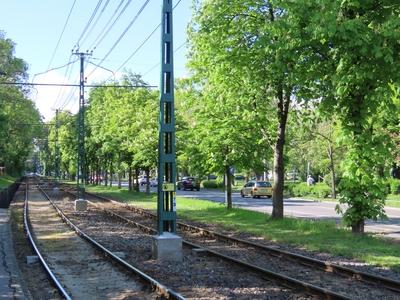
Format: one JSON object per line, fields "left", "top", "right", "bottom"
{"left": 202, "top": 180, "right": 225, "bottom": 189}
{"left": 387, "top": 178, "right": 400, "bottom": 195}
{"left": 290, "top": 182, "right": 331, "bottom": 198}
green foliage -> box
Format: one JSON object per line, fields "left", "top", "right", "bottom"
{"left": 202, "top": 179, "right": 224, "bottom": 189}
{"left": 291, "top": 182, "right": 331, "bottom": 198}
{"left": 0, "top": 32, "right": 43, "bottom": 174}
{"left": 0, "top": 175, "right": 16, "bottom": 189}
{"left": 308, "top": 1, "right": 400, "bottom": 231}
{"left": 387, "top": 178, "right": 400, "bottom": 195}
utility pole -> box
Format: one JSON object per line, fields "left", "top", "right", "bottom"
{"left": 153, "top": 0, "right": 182, "bottom": 261}
{"left": 73, "top": 51, "right": 91, "bottom": 206}
{"left": 55, "top": 109, "right": 60, "bottom": 183}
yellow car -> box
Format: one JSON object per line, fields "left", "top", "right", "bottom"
{"left": 240, "top": 181, "right": 273, "bottom": 198}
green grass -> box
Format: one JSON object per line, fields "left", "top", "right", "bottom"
{"left": 386, "top": 194, "right": 400, "bottom": 208}
{"left": 293, "top": 194, "right": 400, "bottom": 209}
{"left": 85, "top": 184, "right": 157, "bottom": 209}
{"left": 83, "top": 184, "right": 400, "bottom": 271}
{"left": 0, "top": 175, "right": 16, "bottom": 189}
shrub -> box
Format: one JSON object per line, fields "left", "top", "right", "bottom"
{"left": 284, "top": 182, "right": 297, "bottom": 196}
{"left": 291, "top": 182, "right": 308, "bottom": 197}
{"left": 311, "top": 183, "right": 331, "bottom": 198}
{"left": 388, "top": 178, "right": 400, "bottom": 194}
{"left": 289, "top": 182, "right": 331, "bottom": 198}
{"left": 202, "top": 180, "right": 224, "bottom": 189}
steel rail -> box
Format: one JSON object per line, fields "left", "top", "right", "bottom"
{"left": 38, "top": 186, "right": 185, "bottom": 300}
{"left": 23, "top": 180, "right": 72, "bottom": 300}
{"left": 83, "top": 189, "right": 400, "bottom": 294}
{"left": 81, "top": 195, "right": 349, "bottom": 300}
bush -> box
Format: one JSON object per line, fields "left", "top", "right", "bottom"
{"left": 202, "top": 180, "right": 224, "bottom": 189}
{"left": 289, "top": 182, "right": 331, "bottom": 198}
{"left": 311, "top": 183, "right": 331, "bottom": 198}
{"left": 292, "top": 182, "right": 310, "bottom": 197}
{"left": 388, "top": 178, "right": 400, "bottom": 195}
{"left": 284, "top": 182, "right": 297, "bottom": 196}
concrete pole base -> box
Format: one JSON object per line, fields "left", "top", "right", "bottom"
{"left": 74, "top": 199, "right": 87, "bottom": 212}
{"left": 152, "top": 232, "right": 182, "bottom": 262}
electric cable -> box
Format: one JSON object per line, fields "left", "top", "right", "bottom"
{"left": 46, "top": 0, "right": 77, "bottom": 70}
{"left": 87, "top": 0, "right": 151, "bottom": 78}
{"left": 80, "top": 0, "right": 111, "bottom": 48}
{"left": 142, "top": 41, "right": 186, "bottom": 78}
{"left": 53, "top": 55, "right": 76, "bottom": 109}
{"left": 32, "top": 59, "right": 78, "bottom": 82}
{"left": 75, "top": 0, "right": 103, "bottom": 48}
{"left": 88, "top": 0, "right": 126, "bottom": 50}
{"left": 91, "top": 0, "right": 132, "bottom": 50}
{"left": 107, "top": 0, "right": 184, "bottom": 79}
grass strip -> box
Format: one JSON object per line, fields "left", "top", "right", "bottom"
{"left": 0, "top": 175, "right": 16, "bottom": 189}
{"left": 83, "top": 184, "right": 400, "bottom": 271}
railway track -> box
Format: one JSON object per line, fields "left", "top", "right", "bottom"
{"left": 24, "top": 178, "right": 184, "bottom": 299}
{"left": 46, "top": 184, "right": 310, "bottom": 299}
{"left": 69, "top": 187, "right": 400, "bottom": 300}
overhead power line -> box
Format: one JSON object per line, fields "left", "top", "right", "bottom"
{"left": 116, "top": 24, "right": 160, "bottom": 74}
{"left": 80, "top": 0, "right": 112, "bottom": 47}
{"left": 90, "top": 0, "right": 132, "bottom": 50}
{"left": 109, "top": 0, "right": 184, "bottom": 77}
{"left": 32, "top": 59, "right": 79, "bottom": 81}
{"left": 46, "top": 0, "right": 77, "bottom": 70}
{"left": 76, "top": 0, "right": 104, "bottom": 48}
{"left": 0, "top": 82, "right": 157, "bottom": 88}
{"left": 142, "top": 41, "right": 187, "bottom": 77}
{"left": 87, "top": 0, "right": 151, "bottom": 78}
{"left": 52, "top": 55, "right": 77, "bottom": 109}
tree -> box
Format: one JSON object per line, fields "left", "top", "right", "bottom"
{"left": 188, "top": 0, "right": 322, "bottom": 216}
{"left": 310, "top": 1, "right": 400, "bottom": 233}
{"left": 0, "top": 32, "right": 42, "bottom": 175}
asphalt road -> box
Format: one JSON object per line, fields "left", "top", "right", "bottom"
{"left": 112, "top": 182, "right": 400, "bottom": 240}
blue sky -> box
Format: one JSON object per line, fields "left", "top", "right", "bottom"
{"left": 0, "top": 0, "right": 192, "bottom": 120}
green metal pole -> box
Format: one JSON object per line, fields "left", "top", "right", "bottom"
{"left": 75, "top": 52, "right": 88, "bottom": 200}
{"left": 157, "top": 0, "right": 177, "bottom": 234}
{"left": 55, "top": 109, "right": 60, "bottom": 183}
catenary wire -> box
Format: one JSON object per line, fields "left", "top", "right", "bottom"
{"left": 46, "top": 0, "right": 77, "bottom": 70}
{"left": 87, "top": 0, "right": 151, "bottom": 78}
{"left": 142, "top": 41, "right": 186, "bottom": 77}
{"left": 80, "top": 0, "right": 112, "bottom": 48}
{"left": 88, "top": 0, "right": 126, "bottom": 50}
{"left": 53, "top": 55, "right": 77, "bottom": 109}
{"left": 91, "top": 0, "right": 132, "bottom": 51}
{"left": 32, "top": 59, "right": 78, "bottom": 82}
{"left": 106, "top": 0, "right": 184, "bottom": 79}
{"left": 76, "top": 0, "right": 103, "bottom": 48}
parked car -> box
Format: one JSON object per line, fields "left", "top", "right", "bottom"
{"left": 177, "top": 177, "right": 200, "bottom": 191}
{"left": 234, "top": 174, "right": 245, "bottom": 180}
{"left": 150, "top": 178, "right": 158, "bottom": 187}
{"left": 240, "top": 180, "right": 272, "bottom": 198}
{"left": 139, "top": 176, "right": 149, "bottom": 186}
{"left": 90, "top": 175, "right": 103, "bottom": 182}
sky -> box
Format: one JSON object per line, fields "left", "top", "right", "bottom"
{"left": 0, "top": 0, "right": 192, "bottom": 121}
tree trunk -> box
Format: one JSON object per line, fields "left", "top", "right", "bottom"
{"left": 145, "top": 168, "right": 150, "bottom": 194}
{"left": 351, "top": 219, "right": 364, "bottom": 234}
{"left": 328, "top": 145, "right": 336, "bottom": 199}
{"left": 118, "top": 172, "right": 122, "bottom": 189}
{"left": 134, "top": 168, "right": 140, "bottom": 192}
{"left": 225, "top": 166, "right": 232, "bottom": 209}
{"left": 109, "top": 161, "right": 113, "bottom": 187}
{"left": 104, "top": 159, "right": 108, "bottom": 186}
{"left": 271, "top": 85, "right": 290, "bottom": 219}
{"left": 128, "top": 166, "right": 132, "bottom": 191}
